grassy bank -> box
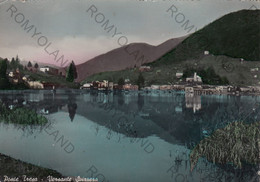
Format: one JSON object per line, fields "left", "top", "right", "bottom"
{"left": 190, "top": 121, "right": 260, "bottom": 171}
{"left": 0, "top": 153, "right": 63, "bottom": 179}
{"left": 0, "top": 103, "right": 47, "bottom": 125}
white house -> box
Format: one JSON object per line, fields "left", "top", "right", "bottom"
{"left": 186, "top": 72, "right": 202, "bottom": 83}
{"left": 176, "top": 72, "right": 183, "bottom": 78}
{"left": 8, "top": 72, "right": 14, "bottom": 78}
{"left": 28, "top": 81, "right": 44, "bottom": 89}
{"left": 250, "top": 68, "right": 259, "bottom": 72}
{"left": 82, "top": 83, "right": 92, "bottom": 89}
{"left": 204, "top": 51, "right": 209, "bottom": 55}
{"left": 151, "top": 85, "right": 160, "bottom": 90}
{"left": 40, "top": 66, "right": 50, "bottom": 73}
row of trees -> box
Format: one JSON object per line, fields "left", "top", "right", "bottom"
{"left": 9, "top": 55, "right": 23, "bottom": 70}
{"left": 27, "top": 61, "right": 39, "bottom": 69}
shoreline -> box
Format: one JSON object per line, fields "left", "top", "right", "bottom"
{"left": 0, "top": 153, "right": 63, "bottom": 181}
{"left": 0, "top": 87, "right": 260, "bottom": 96}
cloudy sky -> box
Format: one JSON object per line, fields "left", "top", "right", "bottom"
{"left": 0, "top": 0, "right": 258, "bottom": 67}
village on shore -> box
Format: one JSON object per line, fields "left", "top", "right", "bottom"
{"left": 81, "top": 70, "right": 260, "bottom": 96}
{"left": 6, "top": 60, "right": 260, "bottom": 96}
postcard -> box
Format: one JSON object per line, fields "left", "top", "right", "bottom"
{"left": 0, "top": 0, "right": 259, "bottom": 181}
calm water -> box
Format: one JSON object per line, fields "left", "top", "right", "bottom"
{"left": 0, "top": 90, "right": 259, "bottom": 182}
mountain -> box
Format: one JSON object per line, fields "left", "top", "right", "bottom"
{"left": 75, "top": 36, "right": 186, "bottom": 82}
{"left": 85, "top": 10, "right": 260, "bottom": 86}
{"left": 152, "top": 9, "right": 260, "bottom": 66}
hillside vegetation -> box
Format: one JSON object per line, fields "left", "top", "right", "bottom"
{"left": 152, "top": 9, "right": 260, "bottom": 66}
{"left": 84, "top": 10, "right": 260, "bottom": 86}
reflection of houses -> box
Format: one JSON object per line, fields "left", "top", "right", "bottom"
{"left": 186, "top": 72, "right": 202, "bottom": 83}
{"left": 185, "top": 87, "right": 194, "bottom": 94}
{"left": 185, "top": 94, "right": 201, "bottom": 113}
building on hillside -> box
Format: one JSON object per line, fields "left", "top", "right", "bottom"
{"left": 22, "top": 75, "right": 31, "bottom": 82}
{"left": 124, "top": 79, "right": 130, "bottom": 84}
{"left": 11, "top": 68, "right": 23, "bottom": 84}
{"left": 123, "top": 84, "right": 138, "bottom": 91}
{"left": 27, "top": 81, "right": 44, "bottom": 89}
{"left": 250, "top": 68, "right": 259, "bottom": 72}
{"left": 81, "top": 83, "right": 92, "bottom": 89}
{"left": 151, "top": 85, "right": 160, "bottom": 90}
{"left": 176, "top": 72, "right": 183, "bottom": 78}
{"left": 8, "top": 72, "right": 14, "bottom": 78}
{"left": 204, "top": 51, "right": 209, "bottom": 55}
{"left": 40, "top": 66, "right": 59, "bottom": 75}
{"left": 159, "top": 85, "right": 171, "bottom": 90}
{"left": 58, "top": 68, "right": 66, "bottom": 77}
{"left": 186, "top": 72, "right": 202, "bottom": 83}
{"left": 100, "top": 80, "right": 108, "bottom": 88}
{"left": 139, "top": 66, "right": 151, "bottom": 72}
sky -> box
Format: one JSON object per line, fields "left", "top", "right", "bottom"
{"left": 0, "top": 0, "right": 259, "bottom": 67}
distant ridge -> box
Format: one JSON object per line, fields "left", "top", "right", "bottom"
{"left": 75, "top": 36, "right": 186, "bottom": 82}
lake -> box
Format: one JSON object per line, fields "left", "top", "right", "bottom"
{"left": 0, "top": 90, "right": 259, "bottom": 182}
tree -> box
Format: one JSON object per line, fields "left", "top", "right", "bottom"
{"left": 27, "top": 61, "right": 32, "bottom": 68}
{"left": 136, "top": 73, "right": 145, "bottom": 90}
{"left": 0, "top": 59, "right": 10, "bottom": 89}
{"left": 118, "top": 78, "right": 125, "bottom": 86}
{"left": 71, "top": 61, "right": 78, "bottom": 79}
{"left": 10, "top": 57, "right": 16, "bottom": 68}
{"left": 66, "top": 63, "right": 75, "bottom": 82}
{"left": 34, "top": 63, "right": 39, "bottom": 69}
{"left": 15, "top": 55, "right": 19, "bottom": 64}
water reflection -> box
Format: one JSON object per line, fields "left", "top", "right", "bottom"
{"left": 0, "top": 90, "right": 259, "bottom": 181}
{"left": 68, "top": 94, "right": 77, "bottom": 122}
{"left": 185, "top": 93, "right": 201, "bottom": 113}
